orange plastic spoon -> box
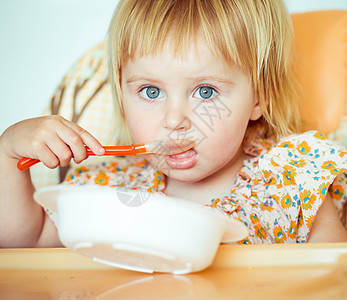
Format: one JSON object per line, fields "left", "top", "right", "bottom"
{"left": 17, "top": 139, "right": 196, "bottom": 171}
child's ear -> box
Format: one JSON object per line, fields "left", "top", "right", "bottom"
{"left": 249, "top": 97, "right": 263, "bottom": 121}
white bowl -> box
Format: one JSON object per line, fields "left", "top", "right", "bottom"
{"left": 35, "top": 185, "right": 248, "bottom": 274}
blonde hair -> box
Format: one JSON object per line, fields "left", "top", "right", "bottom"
{"left": 108, "top": 0, "right": 301, "bottom": 144}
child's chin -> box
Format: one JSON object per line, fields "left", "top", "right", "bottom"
{"left": 162, "top": 168, "right": 208, "bottom": 183}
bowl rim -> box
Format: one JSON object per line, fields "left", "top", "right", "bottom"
{"left": 35, "top": 184, "right": 249, "bottom": 243}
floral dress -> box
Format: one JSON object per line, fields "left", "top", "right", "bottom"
{"left": 60, "top": 131, "right": 347, "bottom": 244}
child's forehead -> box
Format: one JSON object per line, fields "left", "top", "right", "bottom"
{"left": 122, "top": 41, "right": 246, "bottom": 85}
{"left": 125, "top": 33, "right": 235, "bottom": 68}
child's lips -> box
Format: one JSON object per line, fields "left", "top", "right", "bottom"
{"left": 164, "top": 148, "right": 198, "bottom": 169}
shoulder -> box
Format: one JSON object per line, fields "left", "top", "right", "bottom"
{"left": 206, "top": 131, "right": 347, "bottom": 244}
{"left": 256, "top": 130, "right": 347, "bottom": 243}
{"left": 258, "top": 131, "right": 347, "bottom": 194}
{"left": 263, "top": 131, "right": 347, "bottom": 169}
{"left": 274, "top": 130, "right": 346, "bottom": 153}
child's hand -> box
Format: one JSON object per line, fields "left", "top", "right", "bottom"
{"left": 0, "top": 115, "right": 105, "bottom": 168}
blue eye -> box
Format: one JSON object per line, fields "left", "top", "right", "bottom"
{"left": 193, "top": 86, "right": 218, "bottom": 100}
{"left": 140, "top": 86, "right": 163, "bottom": 100}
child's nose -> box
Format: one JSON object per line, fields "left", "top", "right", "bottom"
{"left": 163, "top": 105, "right": 191, "bottom": 131}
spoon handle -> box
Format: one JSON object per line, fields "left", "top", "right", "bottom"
{"left": 16, "top": 139, "right": 195, "bottom": 171}
{"left": 17, "top": 144, "right": 146, "bottom": 171}
{"left": 17, "top": 158, "right": 41, "bottom": 171}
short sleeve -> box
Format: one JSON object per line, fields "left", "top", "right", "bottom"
{"left": 259, "top": 131, "right": 347, "bottom": 243}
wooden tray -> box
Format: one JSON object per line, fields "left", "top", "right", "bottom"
{"left": 0, "top": 243, "right": 346, "bottom": 299}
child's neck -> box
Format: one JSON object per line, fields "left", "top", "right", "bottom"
{"left": 164, "top": 148, "right": 249, "bottom": 205}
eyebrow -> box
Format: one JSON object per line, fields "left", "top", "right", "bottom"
{"left": 126, "top": 75, "right": 233, "bottom": 85}
{"left": 186, "top": 76, "right": 234, "bottom": 85}
{"left": 126, "top": 76, "right": 162, "bottom": 84}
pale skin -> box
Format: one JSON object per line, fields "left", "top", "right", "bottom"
{"left": 0, "top": 42, "right": 346, "bottom": 247}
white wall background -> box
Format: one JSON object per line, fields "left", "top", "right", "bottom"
{"left": 1, "top": 0, "right": 346, "bottom": 134}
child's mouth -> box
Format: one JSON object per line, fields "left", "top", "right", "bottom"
{"left": 164, "top": 148, "right": 198, "bottom": 169}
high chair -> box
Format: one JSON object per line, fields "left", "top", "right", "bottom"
{"left": 31, "top": 10, "right": 347, "bottom": 188}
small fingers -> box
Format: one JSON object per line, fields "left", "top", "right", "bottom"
{"left": 61, "top": 119, "right": 105, "bottom": 156}
{"left": 45, "top": 135, "right": 74, "bottom": 167}
{"left": 38, "top": 145, "right": 60, "bottom": 169}
{"left": 53, "top": 127, "right": 86, "bottom": 164}
{"left": 31, "top": 116, "right": 104, "bottom": 167}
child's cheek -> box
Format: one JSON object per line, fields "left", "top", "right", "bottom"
{"left": 125, "top": 116, "right": 157, "bottom": 144}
